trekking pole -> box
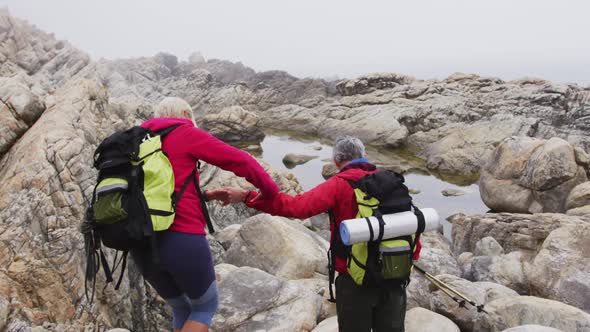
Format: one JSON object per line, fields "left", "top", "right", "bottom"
{"left": 414, "top": 264, "right": 488, "bottom": 314}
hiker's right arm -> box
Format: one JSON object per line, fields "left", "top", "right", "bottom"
{"left": 243, "top": 177, "right": 342, "bottom": 219}
{"left": 186, "top": 127, "right": 280, "bottom": 199}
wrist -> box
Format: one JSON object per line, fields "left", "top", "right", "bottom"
{"left": 203, "top": 190, "right": 209, "bottom": 202}
{"left": 243, "top": 191, "right": 251, "bottom": 203}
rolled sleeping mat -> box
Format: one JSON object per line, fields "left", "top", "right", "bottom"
{"left": 340, "top": 208, "right": 440, "bottom": 245}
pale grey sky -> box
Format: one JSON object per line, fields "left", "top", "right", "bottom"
{"left": 3, "top": 0, "right": 589, "bottom": 85}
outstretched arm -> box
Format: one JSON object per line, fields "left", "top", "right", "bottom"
{"left": 186, "top": 127, "right": 279, "bottom": 198}
{"left": 223, "top": 177, "right": 343, "bottom": 219}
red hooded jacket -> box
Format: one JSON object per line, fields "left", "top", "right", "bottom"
{"left": 247, "top": 162, "right": 420, "bottom": 274}
{"left": 141, "top": 118, "right": 279, "bottom": 234}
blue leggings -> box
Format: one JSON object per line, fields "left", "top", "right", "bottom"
{"left": 131, "top": 231, "right": 218, "bottom": 328}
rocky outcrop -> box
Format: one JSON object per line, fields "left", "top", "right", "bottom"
{"left": 450, "top": 212, "right": 589, "bottom": 255}
{"left": 199, "top": 105, "right": 265, "bottom": 143}
{"left": 480, "top": 137, "right": 589, "bottom": 213}
{"left": 224, "top": 214, "right": 329, "bottom": 279}
{"left": 475, "top": 296, "right": 590, "bottom": 332}
{"left": 335, "top": 73, "right": 414, "bottom": 96}
{"left": 451, "top": 213, "right": 590, "bottom": 309}
{"left": 259, "top": 74, "right": 590, "bottom": 175}
{"left": 212, "top": 264, "right": 321, "bottom": 332}
{"left": 283, "top": 153, "right": 318, "bottom": 168}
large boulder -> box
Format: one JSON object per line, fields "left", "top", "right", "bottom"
{"left": 211, "top": 264, "right": 321, "bottom": 332}
{"left": 212, "top": 264, "right": 321, "bottom": 332}
{"left": 529, "top": 224, "right": 590, "bottom": 312}
{"left": 480, "top": 137, "right": 588, "bottom": 213}
{"left": 224, "top": 214, "right": 329, "bottom": 279}
{"left": 405, "top": 307, "right": 460, "bottom": 332}
{"left": 429, "top": 275, "right": 518, "bottom": 331}
{"left": 199, "top": 105, "right": 265, "bottom": 143}
{"left": 475, "top": 296, "right": 590, "bottom": 332}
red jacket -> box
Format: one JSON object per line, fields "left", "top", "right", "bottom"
{"left": 141, "top": 118, "right": 279, "bottom": 234}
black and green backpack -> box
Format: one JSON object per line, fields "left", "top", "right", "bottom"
{"left": 327, "top": 170, "right": 424, "bottom": 301}
{"left": 81, "top": 125, "right": 214, "bottom": 303}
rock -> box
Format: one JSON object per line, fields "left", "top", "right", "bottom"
{"left": 574, "top": 147, "right": 590, "bottom": 167}
{"left": 291, "top": 277, "right": 336, "bottom": 322}
{"left": 429, "top": 274, "right": 519, "bottom": 331}
{"left": 566, "top": 181, "right": 590, "bottom": 210}
{"left": 567, "top": 205, "right": 590, "bottom": 216}
{"left": 224, "top": 214, "right": 329, "bottom": 279}
{"left": 312, "top": 316, "right": 338, "bottom": 332}
{"left": 529, "top": 224, "right": 590, "bottom": 312}
{"left": 474, "top": 236, "right": 505, "bottom": 256}
{"left": 480, "top": 137, "right": 588, "bottom": 213}
{"left": 311, "top": 145, "right": 322, "bottom": 151}
{"left": 282, "top": 153, "right": 318, "bottom": 168}
{"left": 214, "top": 224, "right": 242, "bottom": 250}
{"left": 199, "top": 105, "right": 264, "bottom": 143}
{"left": 407, "top": 231, "right": 461, "bottom": 309}
{"left": 475, "top": 296, "right": 590, "bottom": 332}
{"left": 207, "top": 235, "right": 225, "bottom": 265}
{"left": 405, "top": 307, "right": 460, "bottom": 332}
{"left": 409, "top": 188, "right": 421, "bottom": 195}
{"left": 457, "top": 252, "right": 475, "bottom": 280}
{"left": 0, "top": 297, "right": 8, "bottom": 330}
{"left": 212, "top": 264, "right": 321, "bottom": 332}
{"left": 501, "top": 325, "right": 564, "bottom": 332}
{"left": 0, "top": 75, "right": 46, "bottom": 157}
{"left": 106, "top": 329, "right": 131, "bottom": 332}
{"left": 471, "top": 251, "right": 532, "bottom": 295}
{"left": 442, "top": 189, "right": 465, "bottom": 197}
{"left": 321, "top": 163, "right": 339, "bottom": 180}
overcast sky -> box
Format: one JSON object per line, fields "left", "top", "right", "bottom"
{"left": 3, "top": 0, "right": 589, "bottom": 85}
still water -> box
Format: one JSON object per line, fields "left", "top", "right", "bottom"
{"left": 259, "top": 132, "right": 488, "bottom": 236}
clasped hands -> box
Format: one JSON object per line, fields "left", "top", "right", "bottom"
{"left": 206, "top": 187, "right": 262, "bottom": 205}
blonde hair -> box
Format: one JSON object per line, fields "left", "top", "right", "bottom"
{"left": 155, "top": 97, "right": 196, "bottom": 125}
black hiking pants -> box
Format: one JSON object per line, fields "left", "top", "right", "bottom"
{"left": 335, "top": 274, "right": 406, "bottom": 332}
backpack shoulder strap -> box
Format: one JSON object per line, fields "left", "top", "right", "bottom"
{"left": 155, "top": 124, "right": 182, "bottom": 138}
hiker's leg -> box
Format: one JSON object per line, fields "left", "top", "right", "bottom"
{"left": 335, "top": 274, "right": 377, "bottom": 332}
{"left": 130, "top": 247, "right": 187, "bottom": 329}
{"left": 373, "top": 283, "right": 407, "bottom": 332}
{"left": 180, "top": 281, "right": 219, "bottom": 331}
{"left": 166, "top": 294, "right": 191, "bottom": 332}
{"left": 159, "top": 232, "right": 218, "bottom": 329}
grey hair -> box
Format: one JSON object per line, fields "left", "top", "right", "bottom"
{"left": 333, "top": 136, "right": 366, "bottom": 164}
{"left": 155, "top": 97, "right": 196, "bottom": 125}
